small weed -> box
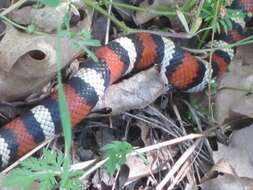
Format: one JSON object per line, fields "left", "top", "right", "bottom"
{"left": 3, "top": 149, "right": 82, "bottom": 190}
{"left": 103, "top": 141, "right": 133, "bottom": 176}
{"left": 38, "top": 0, "right": 60, "bottom": 7}
{"left": 200, "top": 0, "right": 247, "bottom": 34}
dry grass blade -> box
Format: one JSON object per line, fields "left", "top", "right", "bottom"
{"left": 181, "top": 99, "right": 213, "bottom": 156}
{"left": 167, "top": 160, "right": 192, "bottom": 190}
{"left": 0, "top": 0, "right": 27, "bottom": 16}
{"left": 130, "top": 133, "right": 203, "bottom": 156}
{"left": 157, "top": 138, "right": 203, "bottom": 190}
{"left": 79, "top": 158, "right": 109, "bottom": 180}
{"left": 70, "top": 159, "right": 97, "bottom": 171}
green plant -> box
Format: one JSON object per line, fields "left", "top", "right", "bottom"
{"left": 103, "top": 141, "right": 133, "bottom": 176}
{"left": 38, "top": 0, "right": 60, "bottom": 7}
{"left": 3, "top": 149, "right": 82, "bottom": 190}
{"left": 201, "top": 0, "right": 247, "bottom": 34}
{"left": 59, "top": 29, "right": 101, "bottom": 62}
{"left": 196, "top": 0, "right": 249, "bottom": 48}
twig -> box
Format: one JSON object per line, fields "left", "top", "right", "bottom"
{"left": 218, "top": 86, "right": 253, "bottom": 93}
{"left": 172, "top": 103, "right": 186, "bottom": 135}
{"left": 105, "top": 0, "right": 112, "bottom": 44}
{"left": 0, "top": 0, "right": 28, "bottom": 16}
{"left": 131, "top": 26, "right": 213, "bottom": 39}
{"left": 184, "top": 35, "right": 253, "bottom": 53}
{"left": 83, "top": 0, "right": 130, "bottom": 33}
{"left": 108, "top": 1, "right": 177, "bottom": 16}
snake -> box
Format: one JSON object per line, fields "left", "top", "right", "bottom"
{"left": 0, "top": 0, "right": 252, "bottom": 170}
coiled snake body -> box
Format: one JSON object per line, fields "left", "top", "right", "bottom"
{"left": 0, "top": 0, "right": 252, "bottom": 169}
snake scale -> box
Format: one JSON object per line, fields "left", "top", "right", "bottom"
{"left": 0, "top": 0, "right": 252, "bottom": 170}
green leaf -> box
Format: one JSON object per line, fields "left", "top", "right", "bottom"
{"left": 224, "top": 16, "right": 233, "bottom": 30}
{"left": 78, "top": 29, "right": 92, "bottom": 38}
{"left": 26, "top": 24, "right": 37, "bottom": 33}
{"left": 78, "top": 39, "right": 101, "bottom": 47}
{"left": 207, "top": 78, "right": 218, "bottom": 95}
{"left": 103, "top": 141, "right": 133, "bottom": 175}
{"left": 60, "top": 170, "right": 82, "bottom": 190}
{"left": 39, "top": 0, "right": 60, "bottom": 7}
{"left": 71, "top": 41, "right": 82, "bottom": 51}
{"left": 219, "top": 19, "right": 227, "bottom": 33}
{"left": 56, "top": 33, "right": 72, "bottom": 156}
{"left": 63, "top": 12, "right": 71, "bottom": 30}
{"left": 58, "top": 30, "right": 76, "bottom": 38}
{"left": 3, "top": 149, "right": 82, "bottom": 190}
{"left": 227, "top": 8, "right": 247, "bottom": 19}
{"left": 3, "top": 169, "right": 35, "bottom": 190}
{"left": 176, "top": 10, "right": 190, "bottom": 33}
{"left": 82, "top": 46, "right": 99, "bottom": 62}
{"left": 201, "top": 8, "right": 211, "bottom": 17}
{"left": 190, "top": 17, "right": 202, "bottom": 34}
{"left": 182, "top": 0, "right": 196, "bottom": 12}
{"left": 215, "top": 22, "right": 221, "bottom": 33}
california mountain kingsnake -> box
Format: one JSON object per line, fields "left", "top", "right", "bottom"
{"left": 0, "top": 0, "right": 252, "bottom": 169}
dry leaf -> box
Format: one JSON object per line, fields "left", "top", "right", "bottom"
{"left": 0, "top": 26, "right": 79, "bottom": 101}
{"left": 94, "top": 67, "right": 167, "bottom": 115}
{"left": 215, "top": 44, "right": 253, "bottom": 126}
{"left": 201, "top": 174, "right": 253, "bottom": 190}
